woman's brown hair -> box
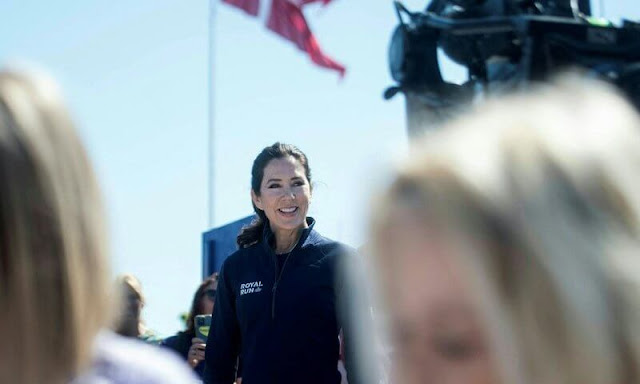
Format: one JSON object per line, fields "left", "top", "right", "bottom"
{"left": 186, "top": 273, "right": 219, "bottom": 334}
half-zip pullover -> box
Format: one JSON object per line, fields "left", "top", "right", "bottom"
{"left": 203, "top": 218, "right": 360, "bottom": 384}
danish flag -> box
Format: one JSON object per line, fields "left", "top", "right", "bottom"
{"left": 222, "top": 0, "right": 346, "bottom": 76}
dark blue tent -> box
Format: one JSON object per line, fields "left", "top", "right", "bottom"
{"left": 202, "top": 215, "right": 255, "bottom": 279}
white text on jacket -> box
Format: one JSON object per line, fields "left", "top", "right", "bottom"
{"left": 240, "top": 281, "right": 263, "bottom": 295}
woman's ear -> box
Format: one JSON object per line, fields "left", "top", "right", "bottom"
{"left": 251, "top": 190, "right": 264, "bottom": 210}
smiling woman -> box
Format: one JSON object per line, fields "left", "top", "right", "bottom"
{"left": 251, "top": 155, "right": 312, "bottom": 253}
{"left": 203, "top": 142, "right": 368, "bottom": 384}
{"left": 237, "top": 143, "right": 313, "bottom": 251}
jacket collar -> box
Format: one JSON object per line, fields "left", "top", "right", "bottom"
{"left": 261, "top": 217, "right": 319, "bottom": 255}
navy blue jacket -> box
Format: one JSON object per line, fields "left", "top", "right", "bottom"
{"left": 203, "top": 219, "right": 362, "bottom": 384}
{"left": 161, "top": 330, "right": 205, "bottom": 377}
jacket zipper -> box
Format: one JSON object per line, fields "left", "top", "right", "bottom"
{"left": 272, "top": 250, "right": 294, "bottom": 319}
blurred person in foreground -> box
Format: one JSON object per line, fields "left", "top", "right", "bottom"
{"left": 370, "top": 77, "right": 640, "bottom": 384}
{"left": 204, "top": 143, "right": 374, "bottom": 384}
{"left": 0, "top": 68, "right": 197, "bottom": 384}
{"left": 162, "top": 273, "right": 219, "bottom": 377}
{"left": 113, "top": 274, "right": 162, "bottom": 344}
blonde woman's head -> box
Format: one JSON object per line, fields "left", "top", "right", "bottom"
{"left": 371, "top": 77, "right": 640, "bottom": 384}
{"left": 113, "top": 274, "right": 146, "bottom": 337}
{"left": 0, "top": 68, "right": 110, "bottom": 384}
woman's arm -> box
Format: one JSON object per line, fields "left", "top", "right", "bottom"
{"left": 203, "top": 262, "right": 241, "bottom": 384}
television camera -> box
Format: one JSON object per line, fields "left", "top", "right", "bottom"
{"left": 385, "top": 0, "right": 640, "bottom": 135}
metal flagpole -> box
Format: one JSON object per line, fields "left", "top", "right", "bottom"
{"left": 208, "top": 0, "right": 217, "bottom": 228}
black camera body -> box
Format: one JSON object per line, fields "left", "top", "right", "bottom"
{"left": 386, "top": 0, "right": 640, "bottom": 116}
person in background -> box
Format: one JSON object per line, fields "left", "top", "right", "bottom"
{"left": 370, "top": 77, "right": 640, "bottom": 384}
{"left": 0, "top": 67, "right": 197, "bottom": 384}
{"left": 203, "top": 142, "right": 374, "bottom": 384}
{"left": 113, "top": 274, "right": 162, "bottom": 344}
{"left": 162, "top": 273, "right": 219, "bottom": 377}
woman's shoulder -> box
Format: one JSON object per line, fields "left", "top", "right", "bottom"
{"left": 223, "top": 242, "right": 265, "bottom": 269}
{"left": 308, "top": 231, "right": 356, "bottom": 255}
{"left": 71, "top": 331, "right": 199, "bottom": 384}
{"left": 304, "top": 231, "right": 360, "bottom": 267}
{"left": 161, "top": 330, "right": 193, "bottom": 357}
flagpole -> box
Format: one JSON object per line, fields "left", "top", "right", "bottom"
{"left": 208, "top": 0, "right": 216, "bottom": 228}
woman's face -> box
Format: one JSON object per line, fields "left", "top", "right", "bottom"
{"left": 376, "top": 209, "right": 496, "bottom": 384}
{"left": 252, "top": 156, "right": 311, "bottom": 233}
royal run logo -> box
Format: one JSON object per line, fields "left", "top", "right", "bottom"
{"left": 240, "top": 281, "right": 263, "bottom": 296}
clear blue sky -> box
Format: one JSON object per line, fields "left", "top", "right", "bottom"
{"left": 0, "top": 0, "right": 636, "bottom": 336}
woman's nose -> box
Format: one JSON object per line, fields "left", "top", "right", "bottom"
{"left": 282, "top": 186, "right": 296, "bottom": 199}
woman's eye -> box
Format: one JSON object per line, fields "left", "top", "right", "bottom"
{"left": 292, "top": 181, "right": 304, "bottom": 187}
{"left": 268, "top": 184, "right": 281, "bottom": 189}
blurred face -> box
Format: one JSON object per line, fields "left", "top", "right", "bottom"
{"left": 376, "top": 208, "right": 496, "bottom": 384}
{"left": 122, "top": 286, "right": 142, "bottom": 319}
{"left": 252, "top": 156, "right": 311, "bottom": 233}
{"left": 117, "top": 285, "right": 143, "bottom": 337}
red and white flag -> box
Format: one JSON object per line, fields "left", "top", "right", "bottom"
{"left": 222, "top": 0, "right": 260, "bottom": 16}
{"left": 222, "top": 0, "right": 346, "bottom": 76}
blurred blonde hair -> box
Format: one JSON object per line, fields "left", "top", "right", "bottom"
{"left": 116, "top": 273, "right": 145, "bottom": 305}
{"left": 372, "top": 76, "right": 640, "bottom": 384}
{"left": 113, "top": 273, "right": 147, "bottom": 337}
{"left": 0, "top": 69, "right": 110, "bottom": 384}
